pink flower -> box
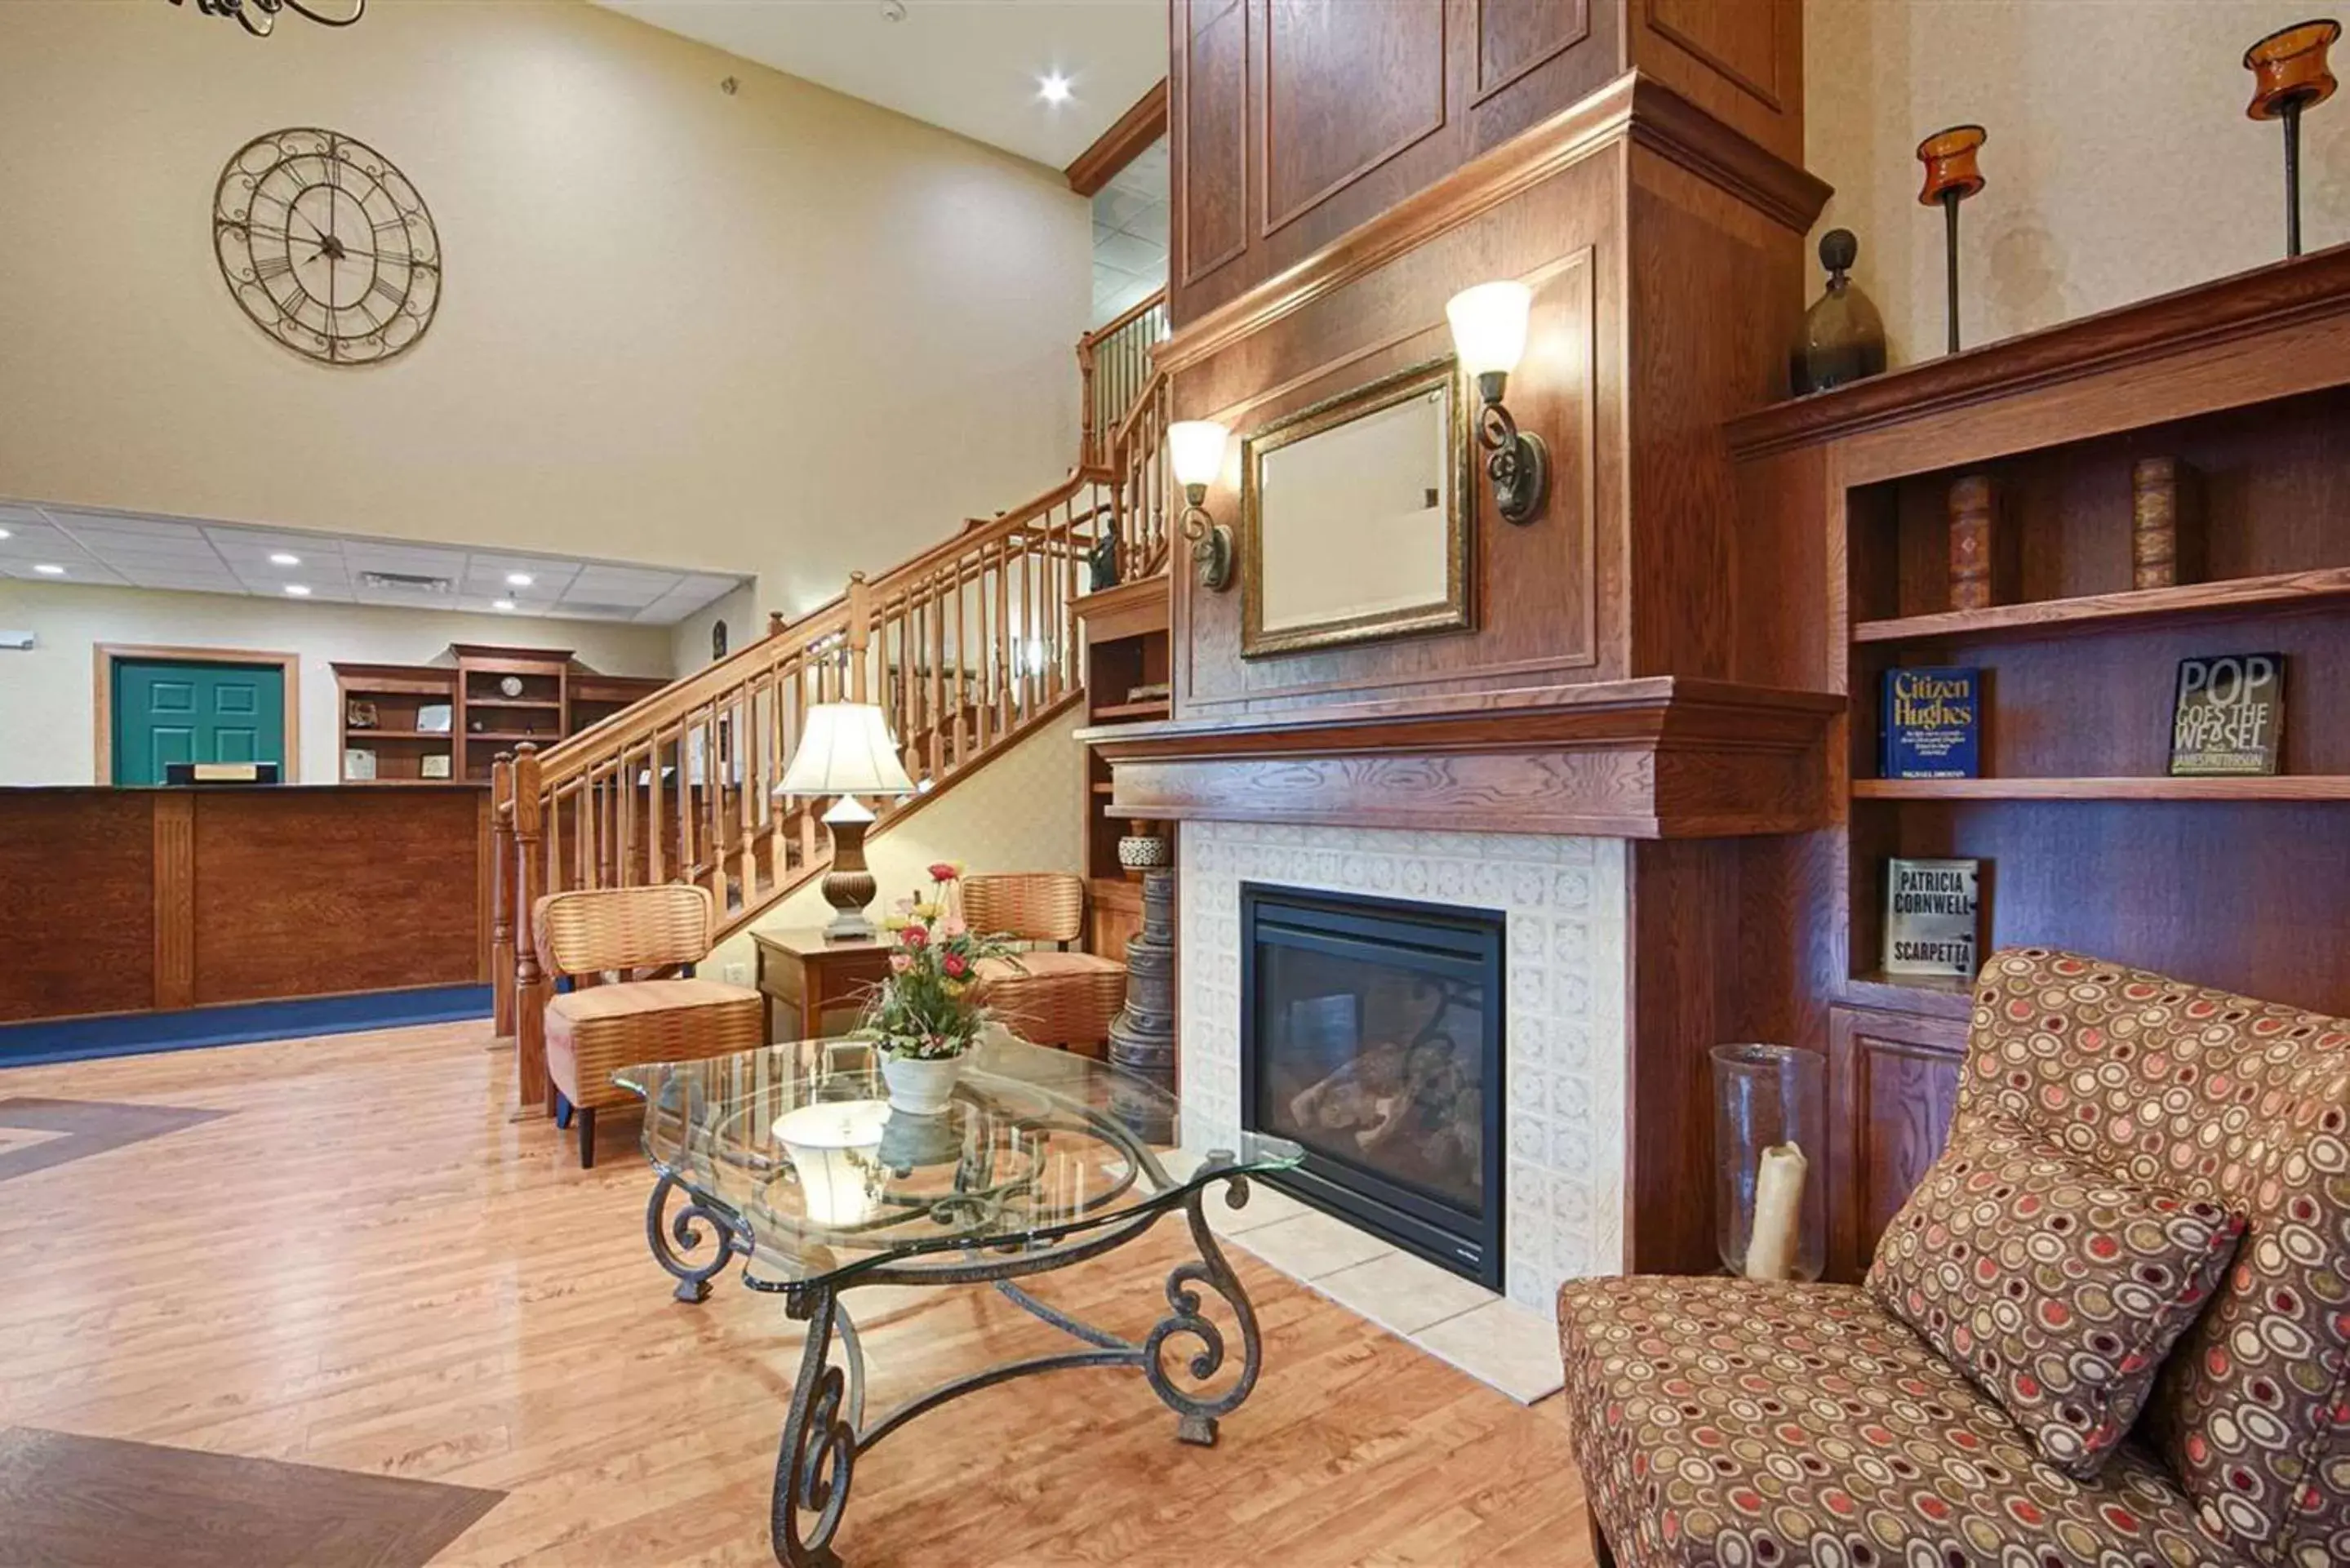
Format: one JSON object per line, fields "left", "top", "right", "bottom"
{"left": 941, "top": 952, "right": 969, "bottom": 979}
{"left": 928, "top": 862, "right": 959, "bottom": 884}
{"left": 900, "top": 925, "right": 928, "bottom": 948}
{"left": 940, "top": 915, "right": 968, "bottom": 939}
{"left": 889, "top": 952, "right": 913, "bottom": 975}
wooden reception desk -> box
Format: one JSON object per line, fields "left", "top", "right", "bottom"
{"left": 0, "top": 784, "right": 491, "bottom": 1024}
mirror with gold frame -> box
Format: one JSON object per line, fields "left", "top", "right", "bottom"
{"left": 1239, "top": 357, "right": 1473, "bottom": 658}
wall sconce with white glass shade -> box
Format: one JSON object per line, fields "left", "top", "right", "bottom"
{"left": 1167, "top": 419, "right": 1235, "bottom": 591}
{"left": 1446, "top": 281, "right": 1549, "bottom": 524}
{"left": 775, "top": 702, "right": 917, "bottom": 941}
{"left": 773, "top": 1099, "right": 891, "bottom": 1228}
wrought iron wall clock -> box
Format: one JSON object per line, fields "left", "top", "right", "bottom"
{"left": 212, "top": 127, "right": 440, "bottom": 366}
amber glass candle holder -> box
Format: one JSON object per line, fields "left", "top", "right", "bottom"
{"left": 1916, "top": 124, "right": 1987, "bottom": 355}
{"left": 2244, "top": 19, "right": 2339, "bottom": 257}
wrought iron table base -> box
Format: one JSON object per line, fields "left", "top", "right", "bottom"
{"left": 646, "top": 1155, "right": 1265, "bottom": 1568}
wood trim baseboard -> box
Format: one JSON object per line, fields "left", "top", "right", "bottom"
{"left": 93, "top": 643, "right": 304, "bottom": 785}
{"left": 1066, "top": 78, "right": 1169, "bottom": 197}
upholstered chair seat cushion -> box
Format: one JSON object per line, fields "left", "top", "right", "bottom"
{"left": 544, "top": 978, "right": 764, "bottom": 1110}
{"left": 1866, "top": 1115, "right": 2245, "bottom": 1480}
{"left": 1557, "top": 1274, "right": 2248, "bottom": 1568}
{"left": 971, "top": 952, "right": 1127, "bottom": 1050}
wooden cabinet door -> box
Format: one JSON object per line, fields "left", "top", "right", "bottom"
{"left": 1826, "top": 1006, "right": 1968, "bottom": 1281}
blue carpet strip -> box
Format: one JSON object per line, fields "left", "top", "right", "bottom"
{"left": 0, "top": 985, "right": 492, "bottom": 1068}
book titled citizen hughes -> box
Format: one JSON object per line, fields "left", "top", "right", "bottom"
{"left": 1881, "top": 667, "right": 1980, "bottom": 780}
{"left": 1884, "top": 858, "right": 1981, "bottom": 978}
{"left": 2169, "top": 652, "right": 2284, "bottom": 776}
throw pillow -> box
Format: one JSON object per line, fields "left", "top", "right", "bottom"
{"left": 1867, "top": 1114, "right": 2244, "bottom": 1480}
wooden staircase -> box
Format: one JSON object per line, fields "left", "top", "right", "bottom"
{"left": 490, "top": 292, "right": 1171, "bottom": 1110}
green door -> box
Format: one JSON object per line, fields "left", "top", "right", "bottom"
{"left": 110, "top": 659, "right": 287, "bottom": 786}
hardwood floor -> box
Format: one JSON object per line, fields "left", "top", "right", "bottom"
{"left": 0, "top": 1024, "right": 1594, "bottom": 1566}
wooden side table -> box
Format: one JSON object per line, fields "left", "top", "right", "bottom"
{"left": 752, "top": 928, "right": 896, "bottom": 1044}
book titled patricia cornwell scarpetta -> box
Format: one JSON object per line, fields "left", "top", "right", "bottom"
{"left": 1884, "top": 857, "right": 1981, "bottom": 978}
{"left": 1881, "top": 666, "right": 1980, "bottom": 779}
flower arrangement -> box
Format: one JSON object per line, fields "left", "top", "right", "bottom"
{"left": 858, "top": 862, "right": 1020, "bottom": 1061}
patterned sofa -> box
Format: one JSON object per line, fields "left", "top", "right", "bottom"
{"left": 1557, "top": 948, "right": 2350, "bottom": 1568}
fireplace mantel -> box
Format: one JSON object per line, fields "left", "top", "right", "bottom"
{"left": 1078, "top": 677, "right": 1839, "bottom": 839}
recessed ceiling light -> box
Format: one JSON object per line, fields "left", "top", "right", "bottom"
{"left": 505, "top": 571, "right": 535, "bottom": 587}
{"left": 269, "top": 551, "right": 301, "bottom": 566}
{"left": 1039, "top": 73, "right": 1072, "bottom": 104}
{"left": 0, "top": 527, "right": 11, "bottom": 540}
{"left": 33, "top": 563, "right": 64, "bottom": 575}
{"left": 492, "top": 598, "right": 518, "bottom": 611}
{"left": 283, "top": 584, "right": 311, "bottom": 596}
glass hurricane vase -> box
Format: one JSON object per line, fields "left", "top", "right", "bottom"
{"left": 1712, "top": 1042, "right": 1826, "bottom": 1282}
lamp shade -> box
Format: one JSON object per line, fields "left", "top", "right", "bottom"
{"left": 1446, "top": 281, "right": 1533, "bottom": 376}
{"left": 776, "top": 702, "right": 917, "bottom": 797}
{"left": 1166, "top": 420, "right": 1230, "bottom": 490}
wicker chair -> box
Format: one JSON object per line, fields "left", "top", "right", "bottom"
{"left": 962, "top": 872, "right": 1126, "bottom": 1056}
{"left": 535, "top": 884, "right": 763, "bottom": 1168}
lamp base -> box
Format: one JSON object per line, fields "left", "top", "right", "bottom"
{"left": 821, "top": 797, "right": 879, "bottom": 943}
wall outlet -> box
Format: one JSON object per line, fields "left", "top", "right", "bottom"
{"left": 722, "top": 961, "right": 750, "bottom": 986}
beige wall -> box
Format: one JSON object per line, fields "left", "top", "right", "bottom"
{"left": 0, "top": 579, "right": 671, "bottom": 786}
{"left": 1806, "top": 0, "right": 2350, "bottom": 366}
{"left": 707, "top": 708, "right": 1089, "bottom": 989}
{"left": 0, "top": 0, "right": 1090, "bottom": 620}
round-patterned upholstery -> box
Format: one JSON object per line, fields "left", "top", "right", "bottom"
{"left": 1556, "top": 1273, "right": 2245, "bottom": 1568}
{"left": 1866, "top": 1114, "right": 2246, "bottom": 1480}
{"left": 1965, "top": 950, "right": 2350, "bottom": 1564}
{"left": 1555, "top": 948, "right": 2350, "bottom": 1568}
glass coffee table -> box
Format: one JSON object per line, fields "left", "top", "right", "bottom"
{"left": 617, "top": 1033, "right": 1302, "bottom": 1568}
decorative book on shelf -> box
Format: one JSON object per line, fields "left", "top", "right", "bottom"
{"left": 2170, "top": 652, "right": 2284, "bottom": 776}
{"left": 1881, "top": 667, "right": 1980, "bottom": 779}
{"left": 1885, "top": 857, "right": 1981, "bottom": 978}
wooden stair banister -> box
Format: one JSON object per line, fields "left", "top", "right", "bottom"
{"left": 499, "top": 311, "right": 1171, "bottom": 1113}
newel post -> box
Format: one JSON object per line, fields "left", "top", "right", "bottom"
{"left": 1077, "top": 331, "right": 1099, "bottom": 469}
{"left": 490, "top": 752, "right": 516, "bottom": 1038}
{"left": 512, "top": 743, "right": 551, "bottom": 1115}
{"left": 846, "top": 571, "right": 872, "bottom": 704}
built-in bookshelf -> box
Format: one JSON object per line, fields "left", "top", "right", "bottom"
{"left": 1833, "top": 335, "right": 2350, "bottom": 1023}
{"left": 1072, "top": 575, "right": 1172, "bottom": 962}
{"left": 334, "top": 644, "right": 666, "bottom": 784}
{"left": 1727, "top": 250, "right": 2350, "bottom": 1279}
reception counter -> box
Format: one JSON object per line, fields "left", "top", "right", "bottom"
{"left": 0, "top": 784, "right": 490, "bottom": 1024}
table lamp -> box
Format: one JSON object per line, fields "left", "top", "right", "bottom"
{"left": 776, "top": 702, "right": 917, "bottom": 941}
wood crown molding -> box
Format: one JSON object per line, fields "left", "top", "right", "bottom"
{"left": 1078, "top": 677, "right": 1841, "bottom": 839}
{"left": 1726, "top": 242, "right": 2350, "bottom": 459}
{"left": 1156, "top": 70, "right": 1828, "bottom": 375}
{"left": 1065, "top": 78, "right": 1169, "bottom": 197}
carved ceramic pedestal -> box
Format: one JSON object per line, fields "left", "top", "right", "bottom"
{"left": 1108, "top": 868, "right": 1177, "bottom": 1142}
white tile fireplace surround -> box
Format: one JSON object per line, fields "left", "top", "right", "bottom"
{"left": 1175, "top": 820, "right": 1631, "bottom": 1340}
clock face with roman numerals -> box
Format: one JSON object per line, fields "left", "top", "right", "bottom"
{"left": 212, "top": 128, "right": 440, "bottom": 366}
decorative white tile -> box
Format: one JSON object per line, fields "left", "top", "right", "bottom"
{"left": 1224, "top": 1210, "right": 1394, "bottom": 1280}
{"left": 1314, "top": 1249, "right": 1500, "bottom": 1337}
{"left": 1177, "top": 822, "right": 1632, "bottom": 1318}
{"left": 1410, "top": 1298, "right": 1566, "bottom": 1405}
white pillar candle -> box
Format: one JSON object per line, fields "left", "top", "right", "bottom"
{"left": 1744, "top": 1140, "right": 1808, "bottom": 1281}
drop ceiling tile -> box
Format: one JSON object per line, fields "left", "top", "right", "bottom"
{"left": 0, "top": 500, "right": 747, "bottom": 624}
{"left": 41, "top": 508, "right": 202, "bottom": 540}
{"left": 1095, "top": 230, "right": 1165, "bottom": 274}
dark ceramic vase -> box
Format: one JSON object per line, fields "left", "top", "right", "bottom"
{"left": 1791, "top": 228, "right": 1887, "bottom": 396}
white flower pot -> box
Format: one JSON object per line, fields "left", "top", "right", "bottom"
{"left": 882, "top": 1052, "right": 964, "bottom": 1116}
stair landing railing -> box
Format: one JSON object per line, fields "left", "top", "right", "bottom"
{"left": 490, "top": 296, "right": 1170, "bottom": 1113}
